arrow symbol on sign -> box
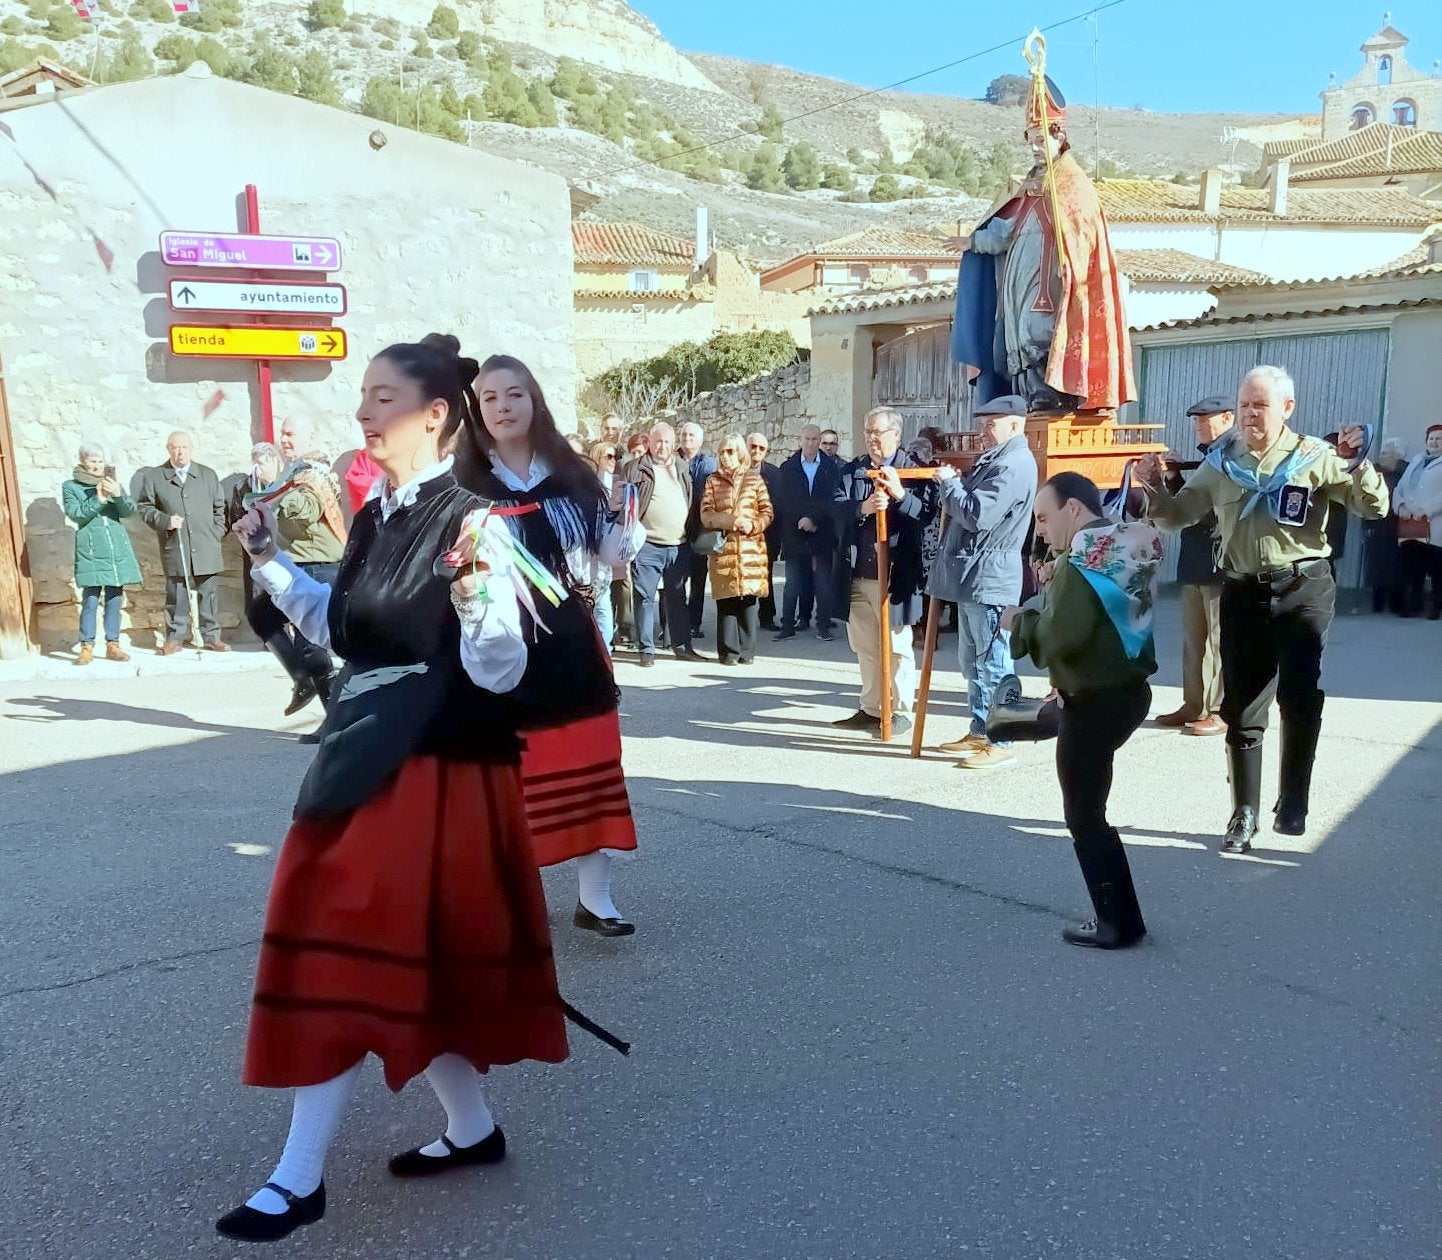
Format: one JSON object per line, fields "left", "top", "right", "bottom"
{"left": 176, "top": 285, "right": 196, "bottom": 303}
{"left": 322, "top": 335, "right": 338, "bottom": 352}
{"left": 314, "top": 246, "right": 334, "bottom": 266}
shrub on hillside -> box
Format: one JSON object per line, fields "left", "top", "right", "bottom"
{"left": 359, "top": 76, "right": 464, "bottom": 143}
{"left": 869, "top": 174, "right": 901, "bottom": 202}
{"left": 783, "top": 142, "right": 821, "bottom": 191}
{"left": 296, "top": 48, "right": 339, "bottom": 106}
{"left": 745, "top": 145, "right": 787, "bottom": 193}
{"left": 45, "top": 4, "right": 86, "bottom": 40}
{"left": 427, "top": 5, "right": 459, "bottom": 39}
{"left": 0, "top": 38, "right": 60, "bottom": 75}
{"left": 821, "top": 163, "right": 855, "bottom": 191}
{"left": 242, "top": 39, "right": 298, "bottom": 94}
{"left": 985, "top": 74, "right": 1029, "bottom": 106}
{"left": 305, "top": 0, "right": 345, "bottom": 32}
{"left": 131, "top": 0, "right": 176, "bottom": 22}
{"left": 95, "top": 32, "right": 153, "bottom": 82}
{"left": 550, "top": 56, "right": 599, "bottom": 101}
{"left": 754, "top": 102, "right": 784, "bottom": 143}
{"left": 455, "top": 29, "right": 481, "bottom": 61}
{"left": 180, "top": 0, "right": 242, "bottom": 33}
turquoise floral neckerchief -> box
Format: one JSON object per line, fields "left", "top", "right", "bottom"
{"left": 1206, "top": 432, "right": 1328, "bottom": 523}
{"left": 1066, "top": 521, "right": 1163, "bottom": 660}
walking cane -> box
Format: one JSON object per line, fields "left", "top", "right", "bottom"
{"left": 176, "top": 526, "right": 202, "bottom": 649}
{"left": 909, "top": 508, "right": 948, "bottom": 758}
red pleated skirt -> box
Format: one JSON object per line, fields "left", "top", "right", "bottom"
{"left": 520, "top": 710, "right": 638, "bottom": 868}
{"left": 243, "top": 756, "right": 569, "bottom": 1092}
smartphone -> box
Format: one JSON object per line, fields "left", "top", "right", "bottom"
{"left": 104, "top": 465, "right": 117, "bottom": 482}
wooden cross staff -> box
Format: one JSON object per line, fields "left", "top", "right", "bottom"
{"left": 863, "top": 467, "right": 943, "bottom": 745}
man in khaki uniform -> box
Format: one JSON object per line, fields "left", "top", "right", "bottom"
{"left": 1137, "top": 365, "right": 1388, "bottom": 852}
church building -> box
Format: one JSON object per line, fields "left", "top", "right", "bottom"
{"left": 1320, "top": 15, "right": 1441, "bottom": 136}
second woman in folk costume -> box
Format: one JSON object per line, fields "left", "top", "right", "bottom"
{"left": 454, "top": 355, "right": 645, "bottom": 936}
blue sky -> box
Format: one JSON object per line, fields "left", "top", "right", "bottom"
{"left": 636, "top": 2, "right": 1442, "bottom": 117}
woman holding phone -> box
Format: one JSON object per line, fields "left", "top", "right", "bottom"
{"left": 215, "top": 334, "right": 573, "bottom": 1243}
{"left": 62, "top": 443, "right": 141, "bottom": 664}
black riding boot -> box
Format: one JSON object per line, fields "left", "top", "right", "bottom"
{"left": 1062, "top": 835, "right": 1146, "bottom": 949}
{"left": 262, "top": 632, "right": 318, "bottom": 717}
{"left": 1224, "top": 743, "right": 1263, "bottom": 853}
{"left": 1274, "top": 710, "right": 1322, "bottom": 836}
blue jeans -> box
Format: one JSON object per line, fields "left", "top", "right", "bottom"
{"left": 592, "top": 576, "right": 615, "bottom": 657}
{"left": 958, "top": 600, "right": 1014, "bottom": 741}
{"left": 631, "top": 541, "right": 690, "bottom": 653}
{"left": 79, "top": 585, "right": 122, "bottom": 644}
{"left": 782, "top": 549, "right": 834, "bottom": 631}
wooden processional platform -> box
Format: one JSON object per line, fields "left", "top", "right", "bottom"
{"left": 872, "top": 411, "right": 1169, "bottom": 751}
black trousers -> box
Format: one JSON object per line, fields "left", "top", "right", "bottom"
{"left": 1219, "top": 562, "right": 1334, "bottom": 752}
{"left": 164, "top": 572, "right": 221, "bottom": 643}
{"left": 685, "top": 551, "right": 709, "bottom": 634}
{"left": 1399, "top": 542, "right": 1442, "bottom": 615}
{"left": 758, "top": 552, "right": 777, "bottom": 627}
{"left": 1056, "top": 682, "right": 1150, "bottom": 879}
{"left": 716, "top": 595, "right": 759, "bottom": 663}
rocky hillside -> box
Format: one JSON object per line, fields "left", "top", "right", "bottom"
{"left": 1, "top": 0, "right": 1315, "bottom": 257}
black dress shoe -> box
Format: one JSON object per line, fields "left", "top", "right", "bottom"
{"left": 774, "top": 627, "right": 797, "bottom": 640}
{"left": 216, "top": 1182, "right": 325, "bottom": 1242}
{"left": 833, "top": 709, "right": 881, "bottom": 729}
{"left": 1222, "top": 807, "right": 1258, "bottom": 853}
{"left": 1061, "top": 918, "right": 1145, "bottom": 949}
{"left": 283, "top": 675, "right": 318, "bottom": 717}
{"left": 1273, "top": 806, "right": 1307, "bottom": 836}
{"left": 388, "top": 1128, "right": 506, "bottom": 1178}
{"left": 574, "top": 902, "right": 636, "bottom": 937}
{"left": 816, "top": 630, "right": 835, "bottom": 642}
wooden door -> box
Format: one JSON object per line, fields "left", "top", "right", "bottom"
{"left": 0, "top": 348, "right": 32, "bottom": 657}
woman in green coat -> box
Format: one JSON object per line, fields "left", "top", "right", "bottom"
{"left": 62, "top": 443, "right": 143, "bottom": 664}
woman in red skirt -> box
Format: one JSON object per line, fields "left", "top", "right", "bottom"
{"left": 216, "top": 335, "right": 571, "bottom": 1243}
{"left": 454, "top": 355, "right": 644, "bottom": 936}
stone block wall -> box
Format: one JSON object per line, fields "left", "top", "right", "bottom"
{"left": 662, "top": 361, "right": 815, "bottom": 460}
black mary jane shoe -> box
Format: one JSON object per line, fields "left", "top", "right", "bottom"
{"left": 388, "top": 1128, "right": 506, "bottom": 1178}
{"left": 215, "top": 1181, "right": 325, "bottom": 1243}
{"left": 1061, "top": 918, "right": 1145, "bottom": 950}
{"left": 574, "top": 901, "right": 636, "bottom": 937}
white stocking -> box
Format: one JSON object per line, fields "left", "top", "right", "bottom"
{"left": 576, "top": 850, "right": 621, "bottom": 919}
{"left": 417, "top": 1052, "right": 495, "bottom": 1157}
{"left": 245, "top": 1060, "right": 363, "bottom": 1215}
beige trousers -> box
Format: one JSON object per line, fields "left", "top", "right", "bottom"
{"left": 1180, "top": 582, "right": 1223, "bottom": 718}
{"left": 846, "top": 579, "right": 917, "bottom": 717}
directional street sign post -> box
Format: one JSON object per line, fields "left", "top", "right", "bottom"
{"left": 169, "top": 325, "right": 348, "bottom": 361}
{"left": 160, "top": 232, "right": 343, "bottom": 272}
{"left": 168, "top": 278, "right": 348, "bottom": 316}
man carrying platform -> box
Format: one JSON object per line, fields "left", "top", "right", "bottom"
{"left": 1136, "top": 365, "right": 1389, "bottom": 852}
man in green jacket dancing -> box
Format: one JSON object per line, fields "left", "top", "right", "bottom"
{"left": 1002, "top": 472, "right": 1162, "bottom": 949}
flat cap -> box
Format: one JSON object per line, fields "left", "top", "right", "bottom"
{"left": 975, "top": 393, "right": 1029, "bottom": 418}
{"left": 1186, "top": 395, "right": 1232, "bottom": 417}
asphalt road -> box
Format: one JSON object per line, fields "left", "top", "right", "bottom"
{"left": 2, "top": 596, "right": 1439, "bottom": 1260}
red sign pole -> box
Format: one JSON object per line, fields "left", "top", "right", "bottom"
{"left": 243, "top": 183, "right": 276, "bottom": 444}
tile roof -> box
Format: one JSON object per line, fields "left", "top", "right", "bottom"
{"left": 1096, "top": 179, "right": 1442, "bottom": 227}
{"left": 575, "top": 287, "right": 713, "bottom": 302}
{"left": 1114, "top": 249, "right": 1270, "bottom": 286}
{"left": 1139, "top": 297, "right": 1439, "bottom": 334}
{"left": 572, "top": 222, "right": 696, "bottom": 268}
{"left": 809, "top": 227, "right": 964, "bottom": 259}
{"left": 810, "top": 280, "right": 958, "bottom": 317}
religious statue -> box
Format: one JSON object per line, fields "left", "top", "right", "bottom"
{"left": 952, "top": 33, "right": 1136, "bottom": 414}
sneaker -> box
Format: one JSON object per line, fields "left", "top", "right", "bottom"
{"left": 832, "top": 709, "right": 881, "bottom": 729}
{"left": 881, "top": 715, "right": 912, "bottom": 737}
{"left": 938, "top": 734, "right": 989, "bottom": 755}
{"left": 774, "top": 627, "right": 798, "bottom": 640}
{"left": 816, "top": 629, "right": 835, "bottom": 642}
{"left": 958, "top": 745, "right": 1018, "bottom": 770}
{"left": 1185, "top": 716, "right": 1226, "bottom": 737}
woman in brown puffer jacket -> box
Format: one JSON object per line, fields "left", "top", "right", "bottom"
{"left": 700, "top": 433, "right": 775, "bottom": 665}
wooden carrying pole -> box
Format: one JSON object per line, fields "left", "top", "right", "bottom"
{"left": 910, "top": 508, "right": 948, "bottom": 757}
{"left": 865, "top": 468, "right": 936, "bottom": 744}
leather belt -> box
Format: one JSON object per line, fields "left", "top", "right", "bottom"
{"left": 1223, "top": 558, "right": 1329, "bottom": 584}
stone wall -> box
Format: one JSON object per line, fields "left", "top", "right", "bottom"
{"left": 663, "top": 361, "right": 815, "bottom": 460}
{"left": 0, "top": 66, "right": 575, "bottom": 655}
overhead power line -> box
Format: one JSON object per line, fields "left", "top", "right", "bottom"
{"left": 580, "top": 0, "right": 1128, "bottom": 183}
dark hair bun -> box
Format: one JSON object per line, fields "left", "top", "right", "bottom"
{"left": 419, "top": 332, "right": 462, "bottom": 357}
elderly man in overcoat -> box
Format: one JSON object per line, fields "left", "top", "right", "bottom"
{"left": 134, "top": 430, "right": 228, "bottom": 653}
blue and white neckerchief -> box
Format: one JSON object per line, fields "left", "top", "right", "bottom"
{"left": 1205, "top": 432, "right": 1327, "bottom": 523}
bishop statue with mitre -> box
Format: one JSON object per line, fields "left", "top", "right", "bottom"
{"left": 953, "top": 34, "right": 1136, "bottom": 414}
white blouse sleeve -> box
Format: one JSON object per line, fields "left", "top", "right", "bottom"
{"left": 252, "top": 553, "right": 334, "bottom": 651}
{"left": 450, "top": 516, "right": 529, "bottom": 694}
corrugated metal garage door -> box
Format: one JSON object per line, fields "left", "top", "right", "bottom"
{"left": 1137, "top": 329, "right": 1390, "bottom": 586}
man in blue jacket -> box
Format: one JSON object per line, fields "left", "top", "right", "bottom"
{"left": 927, "top": 395, "right": 1037, "bottom": 769}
